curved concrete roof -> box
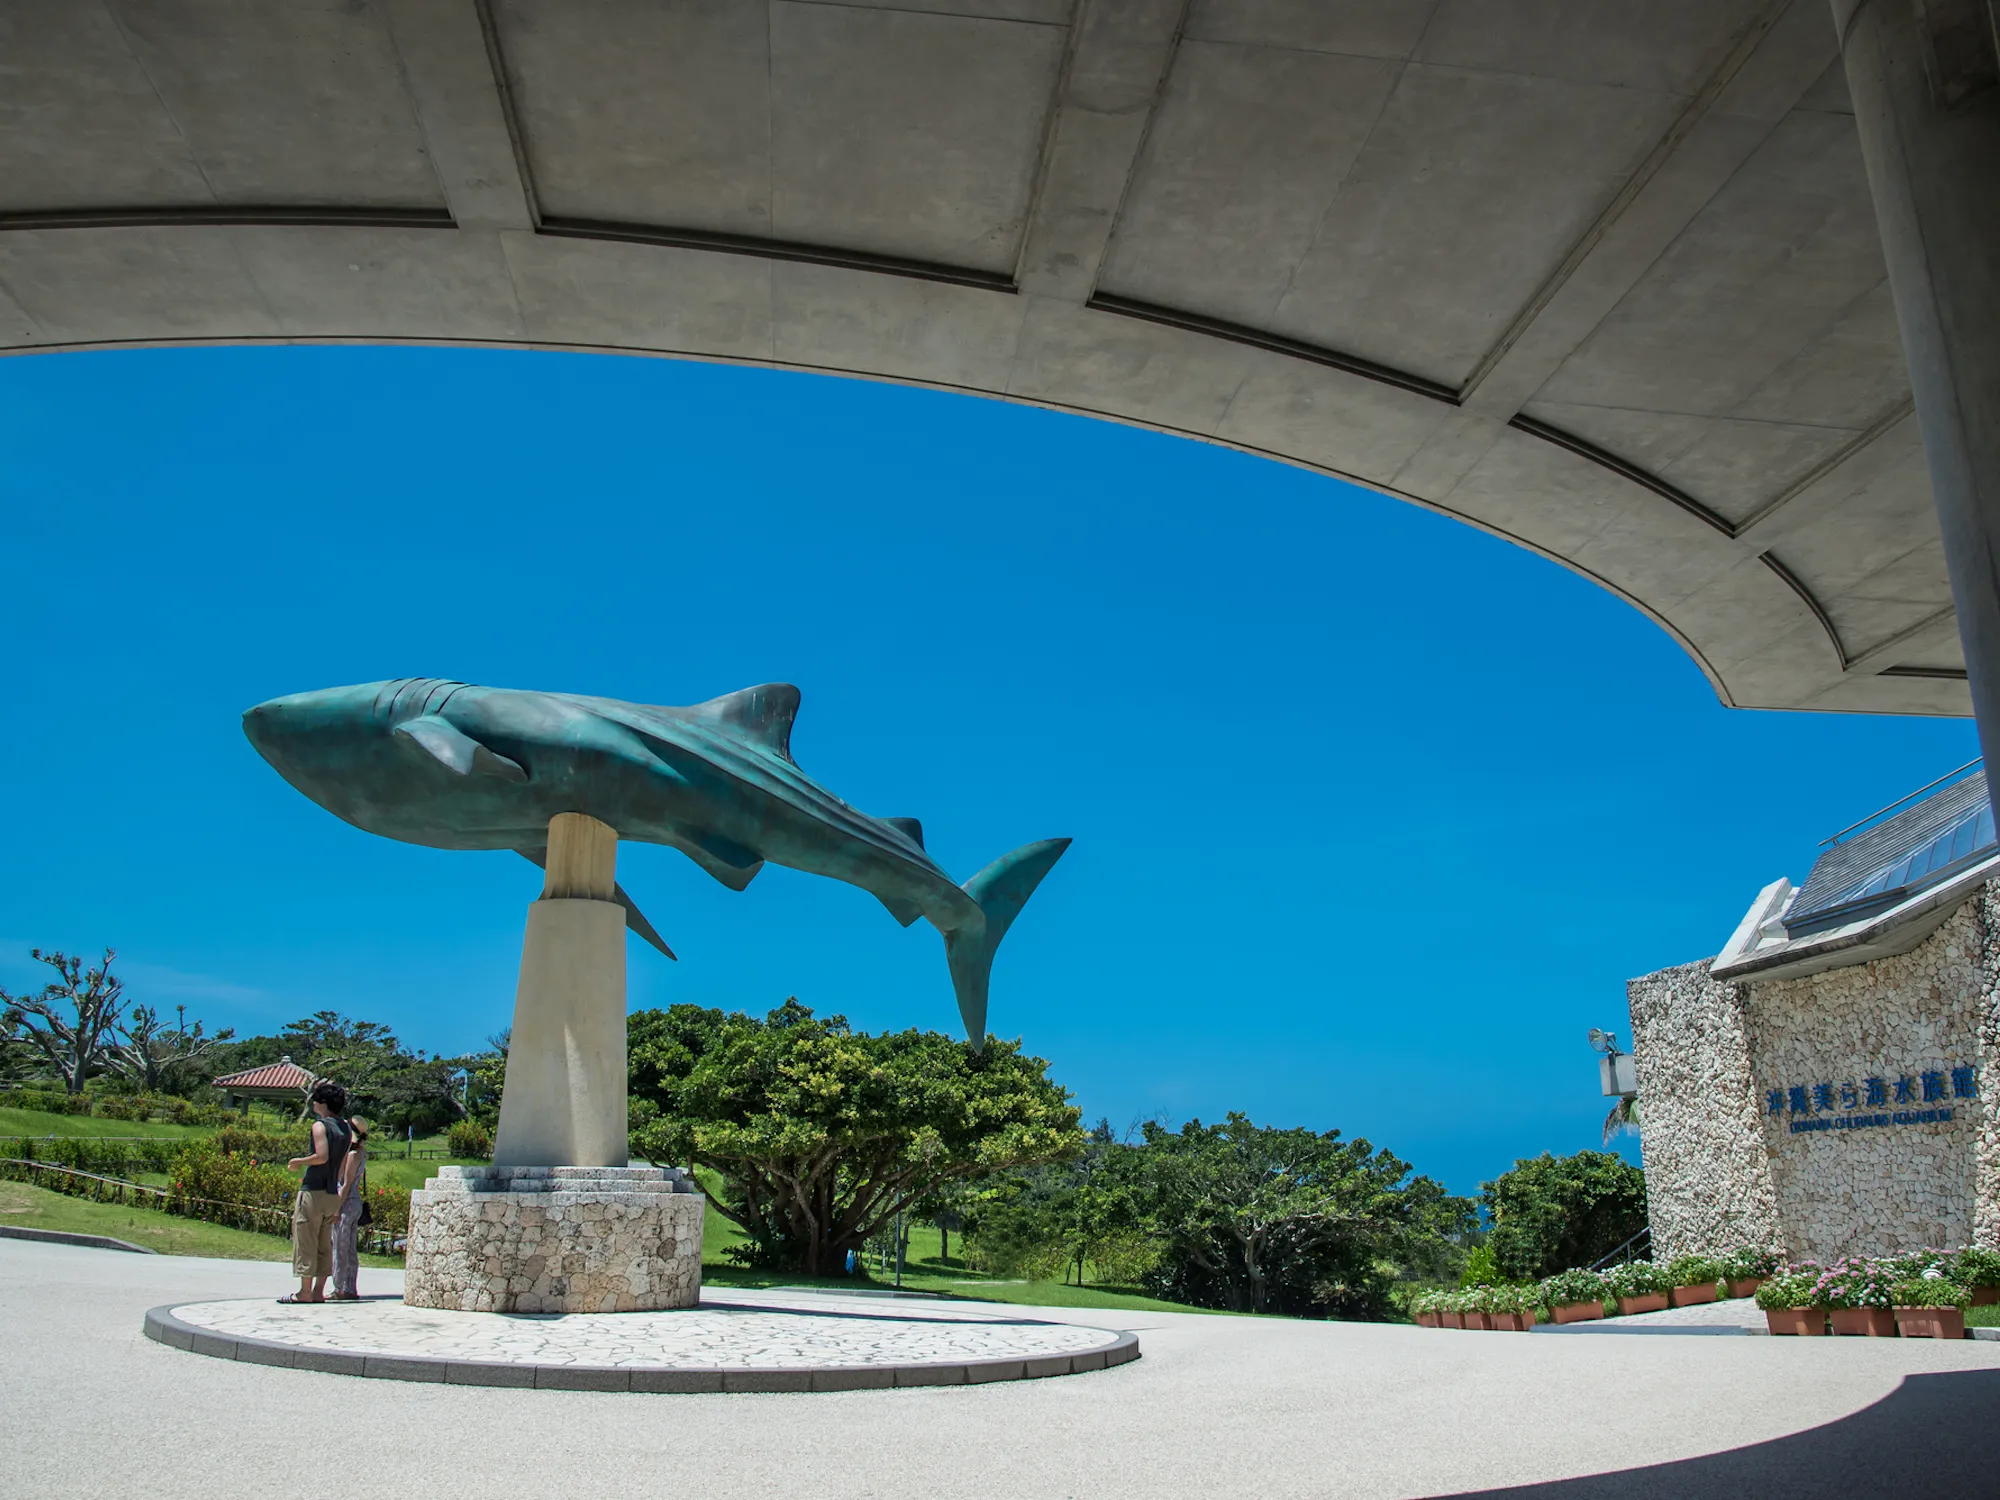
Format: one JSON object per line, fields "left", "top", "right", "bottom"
{"left": 0, "top": 0, "right": 1963, "bottom": 715}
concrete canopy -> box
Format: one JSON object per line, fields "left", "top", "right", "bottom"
{"left": 0, "top": 0, "right": 1963, "bottom": 715}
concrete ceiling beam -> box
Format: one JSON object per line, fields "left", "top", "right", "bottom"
{"left": 384, "top": 0, "right": 535, "bottom": 232}
{"left": 1458, "top": 0, "right": 1839, "bottom": 419}
{"left": 1014, "top": 0, "right": 1188, "bottom": 303}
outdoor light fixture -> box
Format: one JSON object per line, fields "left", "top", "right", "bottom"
{"left": 1589, "top": 1029, "right": 1637, "bottom": 1097}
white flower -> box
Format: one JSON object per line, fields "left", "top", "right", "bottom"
{"left": 1922, "top": 1266, "right": 1945, "bottom": 1280}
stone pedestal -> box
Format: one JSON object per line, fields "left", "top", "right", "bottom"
{"left": 404, "top": 1165, "right": 704, "bottom": 1313}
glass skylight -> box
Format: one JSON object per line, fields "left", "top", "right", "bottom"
{"left": 1819, "top": 800, "right": 1996, "bottom": 912}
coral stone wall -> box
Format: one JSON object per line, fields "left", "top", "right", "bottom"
{"left": 1630, "top": 889, "right": 2000, "bottom": 1262}
{"left": 1745, "top": 900, "right": 1989, "bottom": 1261}
{"left": 1627, "top": 960, "right": 1780, "bottom": 1261}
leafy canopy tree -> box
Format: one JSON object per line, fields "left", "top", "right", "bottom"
{"left": 628, "top": 999, "right": 1084, "bottom": 1276}
{"left": 1, "top": 949, "right": 127, "bottom": 1094}
{"left": 1481, "top": 1150, "right": 1648, "bottom": 1281}
{"left": 1136, "top": 1112, "right": 1475, "bottom": 1318}
{"left": 961, "top": 1121, "right": 1159, "bottom": 1286}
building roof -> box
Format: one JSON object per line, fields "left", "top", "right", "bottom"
{"left": 1785, "top": 766, "right": 1995, "bottom": 936}
{"left": 0, "top": 4, "right": 1970, "bottom": 720}
{"left": 211, "top": 1058, "right": 314, "bottom": 1092}
{"left": 1711, "top": 763, "right": 2000, "bottom": 983}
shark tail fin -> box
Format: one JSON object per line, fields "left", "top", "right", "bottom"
{"left": 943, "top": 837, "right": 1071, "bottom": 1051}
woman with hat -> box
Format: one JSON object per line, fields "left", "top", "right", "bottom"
{"left": 328, "top": 1114, "right": 372, "bottom": 1301}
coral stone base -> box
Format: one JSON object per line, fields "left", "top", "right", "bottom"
{"left": 404, "top": 1165, "right": 704, "bottom": 1314}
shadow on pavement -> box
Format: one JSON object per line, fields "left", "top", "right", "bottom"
{"left": 1436, "top": 1369, "right": 2000, "bottom": 1499}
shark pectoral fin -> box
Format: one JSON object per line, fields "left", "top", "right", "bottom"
{"left": 614, "top": 884, "right": 676, "bottom": 960}
{"left": 670, "top": 830, "right": 764, "bottom": 893}
{"left": 884, "top": 817, "right": 925, "bottom": 849}
{"left": 395, "top": 715, "right": 525, "bottom": 782}
{"left": 874, "top": 890, "right": 924, "bottom": 928}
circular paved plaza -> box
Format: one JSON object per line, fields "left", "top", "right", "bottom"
{"left": 146, "top": 1284, "right": 1134, "bottom": 1391}
{"left": 10, "top": 1239, "right": 2000, "bottom": 1500}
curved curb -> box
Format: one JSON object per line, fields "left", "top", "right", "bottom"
{"left": 0, "top": 1225, "right": 155, "bottom": 1254}
{"left": 142, "top": 1303, "right": 1140, "bottom": 1392}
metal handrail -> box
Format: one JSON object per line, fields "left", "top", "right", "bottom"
{"left": 1821, "top": 757, "right": 1984, "bottom": 846}
{"left": 1588, "top": 1225, "right": 1652, "bottom": 1271}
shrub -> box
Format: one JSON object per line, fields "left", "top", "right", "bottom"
{"left": 1541, "top": 1267, "right": 1610, "bottom": 1308}
{"left": 1755, "top": 1269, "right": 1824, "bottom": 1310}
{"left": 212, "top": 1125, "right": 311, "bottom": 1162}
{"left": 1811, "top": 1257, "right": 1899, "bottom": 1310}
{"left": 164, "top": 1140, "right": 296, "bottom": 1233}
{"left": 1664, "top": 1254, "right": 1724, "bottom": 1289}
{"left": 1458, "top": 1243, "right": 1503, "bottom": 1289}
{"left": 96, "top": 1095, "right": 152, "bottom": 1122}
{"left": 1, "top": 1089, "right": 94, "bottom": 1116}
{"left": 1601, "top": 1261, "right": 1670, "bottom": 1299}
{"left": 1890, "top": 1276, "right": 1969, "bottom": 1309}
{"left": 447, "top": 1119, "right": 494, "bottom": 1159}
{"left": 1720, "top": 1246, "right": 1781, "bottom": 1281}
{"left": 1950, "top": 1246, "right": 2000, "bottom": 1287}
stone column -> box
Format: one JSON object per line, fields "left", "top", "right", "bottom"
{"left": 493, "top": 812, "right": 629, "bottom": 1168}
{"left": 1835, "top": 1, "right": 2000, "bottom": 788}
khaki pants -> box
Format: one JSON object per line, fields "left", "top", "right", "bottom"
{"left": 292, "top": 1189, "right": 341, "bottom": 1279}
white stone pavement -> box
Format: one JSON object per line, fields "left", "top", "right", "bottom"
{"left": 9, "top": 1240, "right": 2000, "bottom": 1500}
{"left": 169, "top": 1285, "right": 1120, "bottom": 1369}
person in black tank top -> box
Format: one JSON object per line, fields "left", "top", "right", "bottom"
{"left": 283, "top": 1081, "right": 351, "bottom": 1304}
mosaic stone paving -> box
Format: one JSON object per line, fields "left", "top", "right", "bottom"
{"left": 169, "top": 1287, "right": 1123, "bottom": 1369}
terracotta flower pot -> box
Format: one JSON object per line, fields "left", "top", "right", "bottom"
{"left": 1727, "top": 1278, "right": 1763, "bottom": 1300}
{"left": 1766, "top": 1307, "right": 1828, "bottom": 1336}
{"left": 1439, "top": 1310, "right": 1462, "bottom": 1328}
{"left": 1488, "top": 1311, "right": 1531, "bottom": 1332}
{"left": 1461, "top": 1310, "right": 1491, "bottom": 1331}
{"left": 1616, "top": 1293, "right": 1669, "bottom": 1316}
{"left": 1971, "top": 1286, "right": 1999, "bottom": 1307}
{"left": 1893, "top": 1306, "right": 1966, "bottom": 1340}
{"left": 1552, "top": 1301, "right": 1604, "bottom": 1324}
{"left": 1669, "top": 1283, "right": 1720, "bottom": 1308}
{"left": 1830, "top": 1307, "right": 1897, "bottom": 1337}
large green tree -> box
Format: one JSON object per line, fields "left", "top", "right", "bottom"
{"left": 628, "top": 999, "right": 1083, "bottom": 1275}
{"left": 1481, "top": 1150, "right": 1648, "bottom": 1280}
{"left": 1136, "top": 1113, "right": 1475, "bottom": 1318}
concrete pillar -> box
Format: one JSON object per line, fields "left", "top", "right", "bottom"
{"left": 493, "top": 813, "right": 630, "bottom": 1168}
{"left": 1835, "top": 1, "right": 2000, "bottom": 776}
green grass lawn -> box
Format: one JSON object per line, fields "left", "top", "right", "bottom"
{"left": 0, "top": 1180, "right": 399, "bottom": 1265}
{"left": 694, "top": 1198, "right": 1203, "bottom": 1314}
{"left": 1967, "top": 1302, "right": 1998, "bottom": 1328}
{"left": 0, "top": 1107, "right": 212, "bottom": 1140}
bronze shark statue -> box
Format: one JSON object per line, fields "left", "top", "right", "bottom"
{"left": 243, "top": 678, "right": 1069, "bottom": 1044}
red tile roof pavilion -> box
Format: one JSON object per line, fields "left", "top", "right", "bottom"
{"left": 212, "top": 1056, "right": 315, "bottom": 1104}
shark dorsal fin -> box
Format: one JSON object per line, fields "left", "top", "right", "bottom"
{"left": 885, "top": 817, "right": 925, "bottom": 849}
{"left": 696, "top": 683, "right": 801, "bottom": 760}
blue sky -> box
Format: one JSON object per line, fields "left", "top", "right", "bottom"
{"left": 0, "top": 345, "right": 1975, "bottom": 1194}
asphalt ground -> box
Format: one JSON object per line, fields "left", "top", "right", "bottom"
{"left": 6, "top": 1239, "right": 1999, "bottom": 1500}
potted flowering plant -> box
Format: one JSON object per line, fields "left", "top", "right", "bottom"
{"left": 1816, "top": 1258, "right": 1898, "bottom": 1336}
{"left": 1665, "top": 1255, "right": 1725, "bottom": 1307}
{"left": 1891, "top": 1276, "right": 1969, "bottom": 1340}
{"left": 1949, "top": 1246, "right": 2000, "bottom": 1306}
{"left": 1486, "top": 1284, "right": 1540, "bottom": 1332}
{"left": 1755, "top": 1269, "right": 1828, "bottom": 1335}
{"left": 1602, "top": 1260, "right": 1671, "bottom": 1316}
{"left": 1460, "top": 1286, "right": 1493, "bottom": 1331}
{"left": 1437, "top": 1290, "right": 1465, "bottom": 1329}
{"left": 1409, "top": 1290, "right": 1450, "bottom": 1328}
{"left": 1541, "top": 1268, "right": 1609, "bottom": 1324}
{"left": 1721, "top": 1247, "right": 1780, "bottom": 1299}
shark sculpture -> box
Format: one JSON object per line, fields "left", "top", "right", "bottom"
{"left": 242, "top": 678, "right": 1069, "bottom": 1044}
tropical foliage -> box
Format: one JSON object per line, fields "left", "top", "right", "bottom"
{"left": 1480, "top": 1150, "right": 1648, "bottom": 1281}
{"left": 627, "top": 999, "right": 1084, "bottom": 1275}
